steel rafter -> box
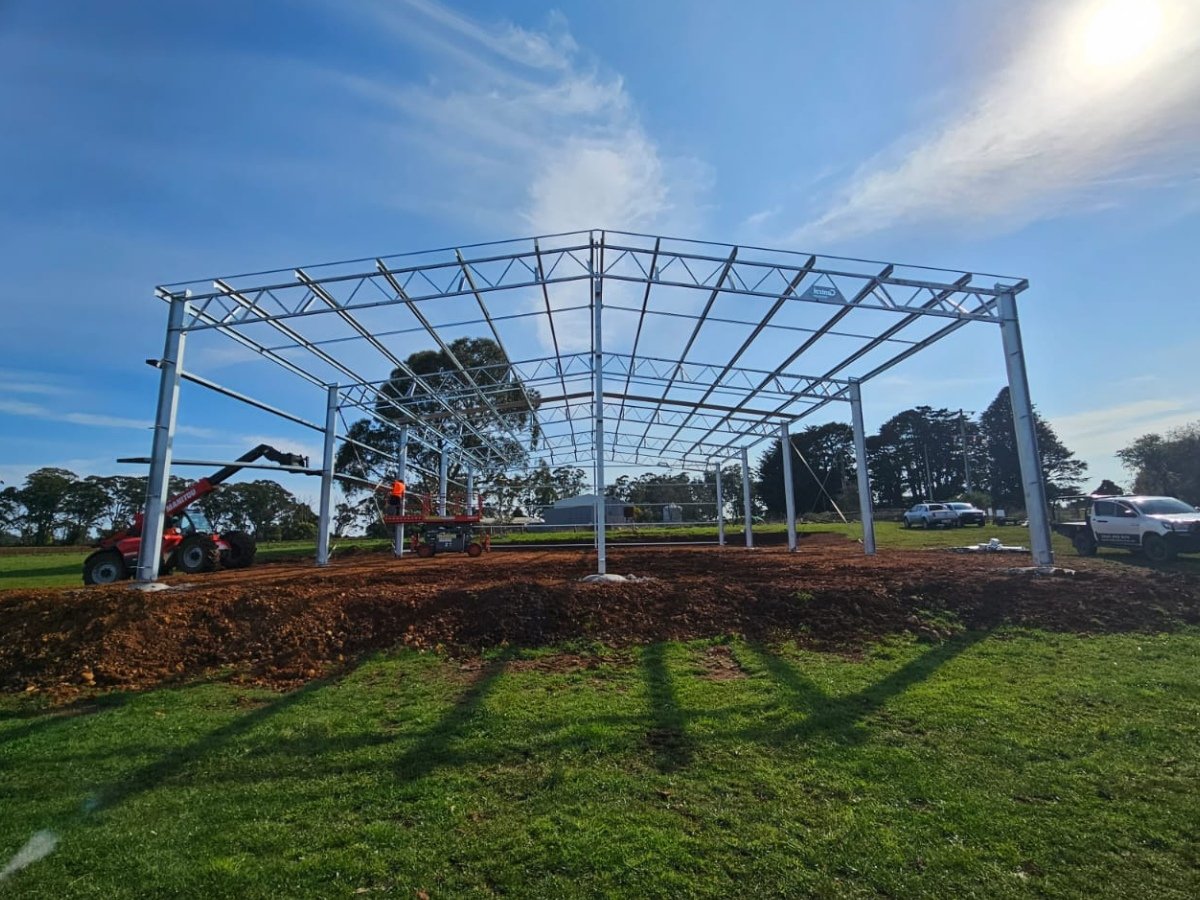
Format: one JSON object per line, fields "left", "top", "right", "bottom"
{"left": 677, "top": 272, "right": 976, "bottom": 459}
{"left": 453, "top": 250, "right": 543, "bottom": 432}
{"left": 348, "top": 352, "right": 851, "bottom": 411}
{"left": 533, "top": 238, "right": 579, "bottom": 451}
{"left": 157, "top": 229, "right": 1028, "bottom": 482}
{"left": 369, "top": 260, "right": 548, "bottom": 463}
{"left": 531, "top": 394, "right": 794, "bottom": 436}
{"left": 207, "top": 279, "right": 511, "bottom": 469}
{"left": 629, "top": 246, "right": 737, "bottom": 452}
{"left": 656, "top": 255, "right": 816, "bottom": 449}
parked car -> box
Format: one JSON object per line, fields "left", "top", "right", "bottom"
{"left": 510, "top": 514, "right": 545, "bottom": 527}
{"left": 946, "top": 501, "right": 987, "bottom": 527}
{"left": 902, "top": 503, "right": 958, "bottom": 529}
{"left": 1052, "top": 495, "right": 1200, "bottom": 561}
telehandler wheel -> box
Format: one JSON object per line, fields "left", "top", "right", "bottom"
{"left": 416, "top": 543, "right": 435, "bottom": 559}
{"left": 1142, "top": 534, "right": 1175, "bottom": 563}
{"left": 176, "top": 534, "right": 221, "bottom": 573}
{"left": 222, "top": 530, "right": 257, "bottom": 568}
{"left": 466, "top": 542, "right": 484, "bottom": 558}
{"left": 83, "top": 550, "right": 128, "bottom": 585}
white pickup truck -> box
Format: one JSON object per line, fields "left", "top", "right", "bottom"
{"left": 902, "top": 502, "right": 959, "bottom": 529}
{"left": 1053, "top": 495, "right": 1200, "bottom": 562}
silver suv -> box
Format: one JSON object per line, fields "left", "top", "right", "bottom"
{"left": 902, "top": 502, "right": 958, "bottom": 529}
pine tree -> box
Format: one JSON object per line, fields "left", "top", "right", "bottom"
{"left": 977, "top": 387, "right": 1086, "bottom": 508}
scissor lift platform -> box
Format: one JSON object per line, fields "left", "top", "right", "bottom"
{"left": 381, "top": 487, "right": 489, "bottom": 558}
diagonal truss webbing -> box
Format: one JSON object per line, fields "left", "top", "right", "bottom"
{"left": 159, "top": 230, "right": 1026, "bottom": 472}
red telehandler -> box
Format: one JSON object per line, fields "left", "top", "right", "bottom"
{"left": 82, "top": 444, "right": 309, "bottom": 585}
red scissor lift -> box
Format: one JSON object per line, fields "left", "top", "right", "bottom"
{"left": 380, "top": 481, "right": 490, "bottom": 559}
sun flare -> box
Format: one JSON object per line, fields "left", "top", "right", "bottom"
{"left": 1077, "top": 0, "right": 1165, "bottom": 70}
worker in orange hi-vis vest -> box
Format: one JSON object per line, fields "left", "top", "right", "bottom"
{"left": 385, "top": 480, "right": 405, "bottom": 517}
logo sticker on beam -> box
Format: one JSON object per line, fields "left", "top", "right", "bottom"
{"left": 800, "top": 282, "right": 846, "bottom": 303}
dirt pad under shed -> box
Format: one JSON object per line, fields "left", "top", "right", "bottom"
{"left": 3, "top": 534, "right": 1199, "bottom": 695}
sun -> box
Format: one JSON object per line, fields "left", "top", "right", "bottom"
{"left": 1077, "top": 0, "right": 1165, "bottom": 70}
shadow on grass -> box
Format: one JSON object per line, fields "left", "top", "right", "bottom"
{"left": 89, "top": 673, "right": 345, "bottom": 816}
{"left": 191, "top": 655, "right": 516, "bottom": 787}
{"left": 642, "top": 643, "right": 694, "bottom": 773}
{"left": 388, "top": 653, "right": 513, "bottom": 783}
{"left": 176, "top": 637, "right": 985, "bottom": 784}
{"left": 741, "top": 631, "right": 987, "bottom": 747}
{"left": 0, "top": 693, "right": 129, "bottom": 747}
{"left": 1091, "top": 549, "right": 1200, "bottom": 575}
{"left": 15, "top": 634, "right": 991, "bottom": 816}
{"left": 0, "top": 562, "right": 84, "bottom": 580}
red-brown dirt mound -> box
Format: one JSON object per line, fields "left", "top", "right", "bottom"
{"left": 3, "top": 536, "right": 1198, "bottom": 695}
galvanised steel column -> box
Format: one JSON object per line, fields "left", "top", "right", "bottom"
{"left": 394, "top": 426, "right": 408, "bottom": 558}
{"left": 960, "top": 410, "right": 972, "bottom": 493}
{"left": 998, "top": 290, "right": 1054, "bottom": 566}
{"left": 316, "top": 384, "right": 338, "bottom": 567}
{"left": 780, "top": 422, "right": 797, "bottom": 552}
{"left": 438, "top": 445, "right": 449, "bottom": 516}
{"left": 466, "top": 467, "right": 475, "bottom": 515}
{"left": 849, "top": 380, "right": 876, "bottom": 556}
{"left": 592, "top": 236, "right": 607, "bottom": 576}
{"left": 715, "top": 462, "right": 725, "bottom": 546}
{"left": 741, "top": 446, "right": 753, "bottom": 548}
{"left": 136, "top": 292, "right": 190, "bottom": 582}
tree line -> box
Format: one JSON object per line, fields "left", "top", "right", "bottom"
{"left": 0, "top": 470, "right": 317, "bottom": 547}
{"left": 6, "top": 414, "right": 1196, "bottom": 546}
{"left": 757, "top": 386, "right": 1092, "bottom": 518}
{"left": 1117, "top": 422, "right": 1200, "bottom": 503}
{"left": 7, "top": 329, "right": 1195, "bottom": 544}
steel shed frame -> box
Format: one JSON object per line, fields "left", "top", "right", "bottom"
{"left": 135, "top": 229, "right": 1052, "bottom": 579}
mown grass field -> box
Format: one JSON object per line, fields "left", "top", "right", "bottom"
{"left": 3, "top": 632, "right": 1198, "bottom": 897}
{"left": 4, "top": 527, "right": 1200, "bottom": 894}
{"left": 0, "top": 539, "right": 366, "bottom": 591}
{"left": 4, "top": 521, "right": 1197, "bottom": 590}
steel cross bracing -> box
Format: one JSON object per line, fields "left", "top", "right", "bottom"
{"left": 348, "top": 353, "right": 852, "bottom": 413}
{"left": 179, "top": 283, "right": 511, "bottom": 470}
{"left": 158, "top": 229, "right": 1028, "bottom": 475}
{"left": 683, "top": 276, "right": 997, "bottom": 462}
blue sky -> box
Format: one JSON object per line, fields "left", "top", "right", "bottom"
{"left": 2, "top": 0, "right": 1198, "bottom": 503}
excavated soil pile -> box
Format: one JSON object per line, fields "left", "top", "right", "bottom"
{"left": 3, "top": 535, "right": 1198, "bottom": 694}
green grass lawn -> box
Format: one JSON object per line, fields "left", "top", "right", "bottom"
{"left": 0, "top": 540, "right": 393, "bottom": 591}
{"left": 6, "top": 522, "right": 1197, "bottom": 591}
{"left": 0, "top": 552, "right": 90, "bottom": 591}
{"left": 2, "top": 631, "right": 1198, "bottom": 897}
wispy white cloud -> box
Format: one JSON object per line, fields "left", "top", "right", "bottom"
{"left": 394, "top": 0, "right": 578, "bottom": 71}
{"left": 740, "top": 207, "right": 780, "bottom": 232}
{"left": 185, "top": 344, "right": 266, "bottom": 370}
{"left": 1051, "top": 396, "right": 1200, "bottom": 478}
{"left": 0, "top": 398, "right": 214, "bottom": 437}
{"left": 0, "top": 381, "right": 68, "bottom": 396}
{"left": 339, "top": 0, "right": 696, "bottom": 237}
{"left": 791, "top": 0, "right": 1200, "bottom": 244}
{"left": 0, "top": 369, "right": 71, "bottom": 397}
{"left": 1052, "top": 398, "right": 1189, "bottom": 440}
{"left": 872, "top": 373, "right": 996, "bottom": 393}
{"left": 0, "top": 457, "right": 114, "bottom": 485}
{"left": 526, "top": 132, "right": 670, "bottom": 234}
{"left": 331, "top": 0, "right": 706, "bottom": 354}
